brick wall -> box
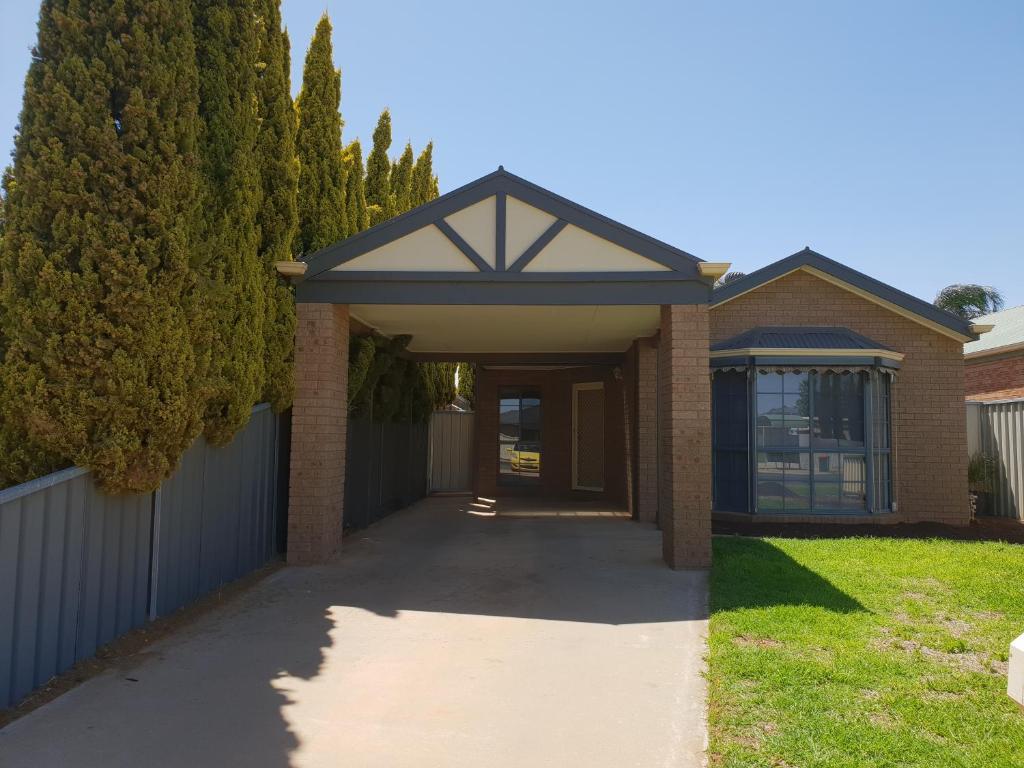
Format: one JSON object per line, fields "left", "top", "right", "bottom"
{"left": 474, "top": 365, "right": 626, "bottom": 502}
{"left": 659, "top": 305, "right": 712, "bottom": 568}
{"left": 710, "top": 270, "right": 970, "bottom": 525}
{"left": 288, "top": 303, "right": 349, "bottom": 564}
{"left": 965, "top": 353, "right": 1024, "bottom": 401}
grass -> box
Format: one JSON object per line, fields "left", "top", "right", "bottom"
{"left": 708, "top": 536, "right": 1024, "bottom": 767}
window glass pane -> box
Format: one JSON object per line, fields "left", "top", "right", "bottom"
{"left": 756, "top": 451, "right": 810, "bottom": 513}
{"left": 757, "top": 371, "right": 784, "bottom": 394}
{"left": 499, "top": 389, "right": 541, "bottom": 486}
{"left": 756, "top": 452, "right": 786, "bottom": 512}
{"left": 713, "top": 371, "right": 748, "bottom": 450}
{"left": 840, "top": 455, "right": 867, "bottom": 511}
{"left": 840, "top": 482, "right": 867, "bottom": 512}
{"left": 813, "top": 482, "right": 841, "bottom": 511}
{"left": 756, "top": 393, "right": 785, "bottom": 447}
{"left": 872, "top": 375, "right": 891, "bottom": 450}
{"left": 873, "top": 453, "right": 891, "bottom": 511}
{"left": 811, "top": 372, "right": 864, "bottom": 449}
{"left": 782, "top": 393, "right": 808, "bottom": 447}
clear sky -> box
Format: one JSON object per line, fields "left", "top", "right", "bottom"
{"left": 2, "top": 1, "right": 1021, "bottom": 306}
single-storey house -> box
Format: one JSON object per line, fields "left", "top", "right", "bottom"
{"left": 277, "top": 169, "right": 985, "bottom": 569}
{"left": 964, "top": 305, "right": 1024, "bottom": 402}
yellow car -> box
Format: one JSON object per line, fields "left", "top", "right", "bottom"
{"left": 509, "top": 441, "right": 541, "bottom": 473}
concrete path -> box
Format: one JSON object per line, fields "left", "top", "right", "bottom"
{"left": 0, "top": 496, "right": 708, "bottom": 768}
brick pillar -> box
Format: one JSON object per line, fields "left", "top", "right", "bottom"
{"left": 635, "top": 337, "right": 659, "bottom": 523}
{"left": 288, "top": 303, "right": 349, "bottom": 565}
{"left": 658, "top": 305, "right": 712, "bottom": 569}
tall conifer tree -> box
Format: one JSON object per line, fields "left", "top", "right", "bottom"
{"left": 295, "top": 15, "right": 347, "bottom": 252}
{"left": 0, "top": 0, "right": 204, "bottom": 491}
{"left": 255, "top": 0, "right": 299, "bottom": 412}
{"left": 411, "top": 142, "right": 437, "bottom": 208}
{"left": 194, "top": 0, "right": 266, "bottom": 446}
{"left": 342, "top": 139, "right": 370, "bottom": 233}
{"left": 391, "top": 142, "right": 415, "bottom": 213}
{"left": 365, "top": 109, "right": 393, "bottom": 226}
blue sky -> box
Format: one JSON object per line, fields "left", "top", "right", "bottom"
{"left": 2, "top": 1, "right": 1021, "bottom": 306}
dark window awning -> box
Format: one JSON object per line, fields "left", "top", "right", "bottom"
{"left": 710, "top": 326, "right": 903, "bottom": 372}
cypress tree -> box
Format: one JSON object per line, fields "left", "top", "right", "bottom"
{"left": 194, "top": 0, "right": 267, "bottom": 446}
{"left": 255, "top": 0, "right": 299, "bottom": 412}
{"left": 365, "top": 109, "right": 393, "bottom": 226}
{"left": 0, "top": 0, "right": 204, "bottom": 491}
{"left": 457, "top": 362, "right": 475, "bottom": 407}
{"left": 295, "top": 14, "right": 347, "bottom": 253}
{"left": 342, "top": 139, "right": 369, "bottom": 234}
{"left": 411, "top": 142, "right": 437, "bottom": 208}
{"left": 391, "top": 142, "right": 415, "bottom": 214}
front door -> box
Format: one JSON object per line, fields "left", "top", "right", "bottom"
{"left": 572, "top": 382, "right": 605, "bottom": 491}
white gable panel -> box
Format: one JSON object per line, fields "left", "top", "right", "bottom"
{"left": 506, "top": 196, "right": 557, "bottom": 266}
{"left": 444, "top": 196, "right": 495, "bottom": 268}
{"left": 522, "top": 224, "right": 671, "bottom": 272}
{"left": 333, "top": 224, "right": 478, "bottom": 272}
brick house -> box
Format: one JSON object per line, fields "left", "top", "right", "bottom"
{"left": 277, "top": 169, "right": 985, "bottom": 569}
{"left": 964, "top": 305, "right": 1024, "bottom": 402}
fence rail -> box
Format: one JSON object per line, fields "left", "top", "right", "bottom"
{"left": 0, "top": 405, "right": 288, "bottom": 708}
{"left": 967, "top": 398, "right": 1024, "bottom": 520}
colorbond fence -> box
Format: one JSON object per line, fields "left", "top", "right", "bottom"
{"left": 429, "top": 411, "right": 475, "bottom": 492}
{"left": 0, "top": 405, "right": 288, "bottom": 708}
{"left": 344, "top": 417, "right": 429, "bottom": 531}
{"left": 967, "top": 398, "right": 1024, "bottom": 520}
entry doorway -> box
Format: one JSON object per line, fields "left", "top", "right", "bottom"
{"left": 572, "top": 382, "right": 605, "bottom": 491}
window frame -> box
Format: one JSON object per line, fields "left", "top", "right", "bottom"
{"left": 711, "top": 366, "right": 895, "bottom": 515}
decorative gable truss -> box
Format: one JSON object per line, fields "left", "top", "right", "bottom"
{"left": 295, "top": 169, "right": 718, "bottom": 305}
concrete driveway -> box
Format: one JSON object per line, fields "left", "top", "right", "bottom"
{"left": 0, "top": 496, "right": 708, "bottom": 768}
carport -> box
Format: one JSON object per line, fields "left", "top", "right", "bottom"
{"left": 278, "top": 168, "right": 727, "bottom": 569}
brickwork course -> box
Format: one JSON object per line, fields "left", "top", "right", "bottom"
{"left": 658, "top": 304, "right": 713, "bottom": 569}
{"left": 288, "top": 303, "right": 349, "bottom": 564}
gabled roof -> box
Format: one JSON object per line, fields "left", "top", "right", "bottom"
{"left": 304, "top": 167, "right": 702, "bottom": 277}
{"left": 293, "top": 168, "right": 713, "bottom": 306}
{"left": 964, "top": 305, "right": 1024, "bottom": 359}
{"left": 711, "top": 248, "right": 980, "bottom": 343}
{"left": 711, "top": 326, "right": 895, "bottom": 353}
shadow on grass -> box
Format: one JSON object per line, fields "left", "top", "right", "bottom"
{"left": 712, "top": 537, "right": 864, "bottom": 614}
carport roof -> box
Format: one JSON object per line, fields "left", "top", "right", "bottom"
{"left": 292, "top": 168, "right": 723, "bottom": 306}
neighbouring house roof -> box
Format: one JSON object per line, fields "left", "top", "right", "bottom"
{"left": 711, "top": 326, "right": 896, "bottom": 354}
{"left": 964, "top": 305, "right": 1024, "bottom": 359}
{"left": 711, "top": 248, "right": 981, "bottom": 344}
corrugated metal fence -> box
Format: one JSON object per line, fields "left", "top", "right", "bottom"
{"left": 967, "top": 398, "right": 1024, "bottom": 520}
{"left": 429, "top": 411, "right": 475, "bottom": 492}
{"left": 344, "top": 417, "right": 429, "bottom": 531}
{"left": 0, "top": 405, "right": 288, "bottom": 708}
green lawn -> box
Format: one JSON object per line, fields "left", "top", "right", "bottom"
{"left": 709, "top": 536, "right": 1024, "bottom": 768}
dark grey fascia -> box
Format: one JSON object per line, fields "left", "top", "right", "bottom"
{"left": 297, "top": 272, "right": 711, "bottom": 305}
{"left": 711, "top": 248, "right": 978, "bottom": 341}
{"left": 301, "top": 168, "right": 704, "bottom": 279}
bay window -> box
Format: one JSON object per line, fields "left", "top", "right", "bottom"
{"left": 713, "top": 367, "right": 894, "bottom": 515}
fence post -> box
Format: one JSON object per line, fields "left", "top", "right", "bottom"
{"left": 148, "top": 486, "right": 162, "bottom": 621}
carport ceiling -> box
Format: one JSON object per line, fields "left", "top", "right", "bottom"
{"left": 350, "top": 304, "right": 660, "bottom": 354}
